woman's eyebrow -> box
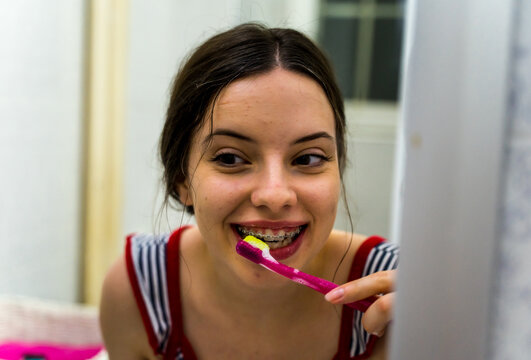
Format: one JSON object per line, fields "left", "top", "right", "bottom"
{"left": 292, "top": 131, "right": 335, "bottom": 145}
{"left": 202, "top": 129, "right": 254, "bottom": 148}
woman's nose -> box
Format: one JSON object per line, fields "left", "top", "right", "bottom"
{"left": 250, "top": 163, "right": 297, "bottom": 212}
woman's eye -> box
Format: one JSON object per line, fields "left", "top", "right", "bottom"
{"left": 212, "top": 153, "right": 247, "bottom": 166}
{"left": 294, "top": 154, "right": 330, "bottom": 167}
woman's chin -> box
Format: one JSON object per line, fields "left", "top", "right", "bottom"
{"left": 233, "top": 260, "right": 293, "bottom": 290}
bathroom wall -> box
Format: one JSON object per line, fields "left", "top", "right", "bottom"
{"left": 0, "top": 1, "right": 85, "bottom": 302}
{"left": 489, "top": 0, "right": 531, "bottom": 357}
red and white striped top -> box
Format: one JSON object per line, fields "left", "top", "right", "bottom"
{"left": 126, "top": 227, "right": 399, "bottom": 360}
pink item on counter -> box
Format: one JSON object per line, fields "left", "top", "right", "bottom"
{"left": 0, "top": 342, "right": 103, "bottom": 360}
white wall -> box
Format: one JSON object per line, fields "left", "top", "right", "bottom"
{"left": 0, "top": 1, "right": 85, "bottom": 302}
{"left": 336, "top": 104, "right": 397, "bottom": 238}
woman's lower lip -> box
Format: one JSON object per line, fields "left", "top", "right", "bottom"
{"left": 269, "top": 229, "right": 305, "bottom": 260}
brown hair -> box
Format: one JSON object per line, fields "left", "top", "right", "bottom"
{"left": 159, "top": 23, "right": 346, "bottom": 214}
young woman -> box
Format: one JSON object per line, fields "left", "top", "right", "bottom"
{"left": 100, "top": 23, "right": 398, "bottom": 360}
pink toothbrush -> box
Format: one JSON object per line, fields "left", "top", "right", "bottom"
{"left": 236, "top": 235, "right": 377, "bottom": 312}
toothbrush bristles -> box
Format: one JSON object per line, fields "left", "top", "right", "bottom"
{"left": 236, "top": 240, "right": 266, "bottom": 264}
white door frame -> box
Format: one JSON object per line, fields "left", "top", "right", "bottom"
{"left": 389, "top": 0, "right": 515, "bottom": 358}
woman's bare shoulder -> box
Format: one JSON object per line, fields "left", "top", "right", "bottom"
{"left": 319, "top": 230, "right": 368, "bottom": 282}
{"left": 100, "top": 255, "right": 156, "bottom": 360}
{"left": 328, "top": 229, "right": 368, "bottom": 257}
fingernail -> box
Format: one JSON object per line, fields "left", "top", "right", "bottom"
{"left": 325, "top": 287, "right": 345, "bottom": 303}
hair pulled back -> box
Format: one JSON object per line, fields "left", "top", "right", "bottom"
{"left": 160, "top": 23, "right": 346, "bottom": 214}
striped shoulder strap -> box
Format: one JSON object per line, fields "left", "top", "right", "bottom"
{"left": 362, "top": 241, "right": 400, "bottom": 277}
{"left": 125, "top": 232, "right": 173, "bottom": 355}
{"left": 338, "top": 236, "right": 400, "bottom": 359}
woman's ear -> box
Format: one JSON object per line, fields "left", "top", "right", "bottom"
{"left": 177, "top": 183, "right": 194, "bottom": 206}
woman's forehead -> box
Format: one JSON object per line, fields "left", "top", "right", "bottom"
{"left": 217, "top": 68, "right": 328, "bottom": 107}
{"left": 207, "top": 69, "right": 335, "bottom": 132}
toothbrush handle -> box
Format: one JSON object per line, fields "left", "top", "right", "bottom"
{"left": 262, "top": 258, "right": 378, "bottom": 312}
{"left": 297, "top": 274, "right": 378, "bottom": 313}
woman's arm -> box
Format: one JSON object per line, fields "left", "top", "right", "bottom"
{"left": 99, "top": 256, "right": 153, "bottom": 360}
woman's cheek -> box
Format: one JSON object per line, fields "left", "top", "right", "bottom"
{"left": 198, "top": 176, "right": 248, "bottom": 213}
{"left": 305, "top": 178, "right": 340, "bottom": 213}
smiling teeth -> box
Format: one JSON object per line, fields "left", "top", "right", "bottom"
{"left": 237, "top": 226, "right": 302, "bottom": 249}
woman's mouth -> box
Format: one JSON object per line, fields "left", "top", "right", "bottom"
{"left": 234, "top": 225, "right": 306, "bottom": 250}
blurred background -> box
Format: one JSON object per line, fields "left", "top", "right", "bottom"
{"left": 0, "top": 0, "right": 405, "bottom": 305}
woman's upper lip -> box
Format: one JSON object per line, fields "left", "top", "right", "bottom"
{"left": 233, "top": 220, "right": 307, "bottom": 228}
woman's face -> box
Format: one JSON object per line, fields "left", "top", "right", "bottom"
{"left": 180, "top": 68, "right": 341, "bottom": 285}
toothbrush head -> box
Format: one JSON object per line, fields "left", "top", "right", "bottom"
{"left": 236, "top": 235, "right": 272, "bottom": 264}
{"left": 243, "top": 235, "right": 269, "bottom": 252}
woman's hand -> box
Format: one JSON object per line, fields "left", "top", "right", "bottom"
{"left": 325, "top": 269, "right": 396, "bottom": 336}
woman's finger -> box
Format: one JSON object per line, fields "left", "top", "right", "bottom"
{"left": 362, "top": 292, "right": 395, "bottom": 336}
{"left": 325, "top": 269, "right": 396, "bottom": 305}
